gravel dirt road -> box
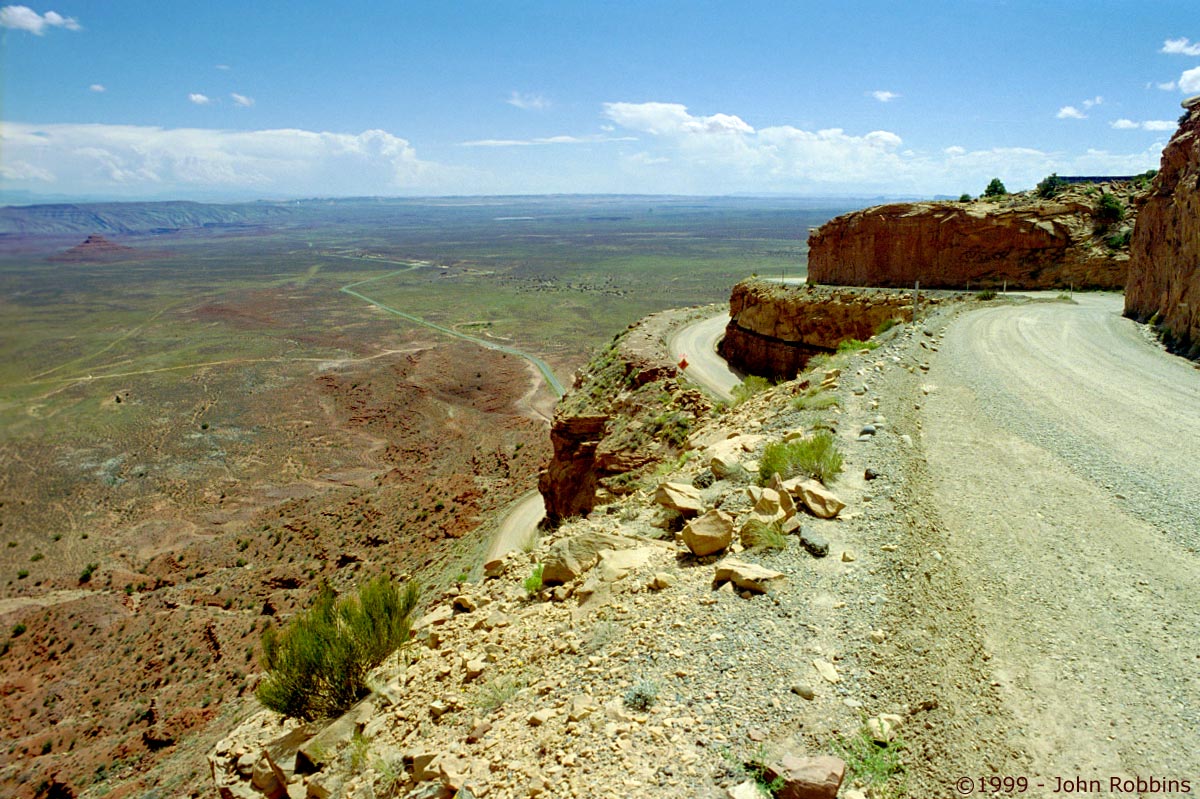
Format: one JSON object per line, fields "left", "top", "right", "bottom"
{"left": 668, "top": 311, "right": 742, "bottom": 402}
{"left": 921, "top": 293, "right": 1200, "bottom": 790}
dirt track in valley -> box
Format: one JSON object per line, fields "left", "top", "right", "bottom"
{"left": 920, "top": 293, "right": 1200, "bottom": 790}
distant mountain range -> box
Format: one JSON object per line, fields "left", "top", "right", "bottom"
{"left": 0, "top": 201, "right": 294, "bottom": 236}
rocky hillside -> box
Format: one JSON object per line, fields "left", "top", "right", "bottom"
{"left": 1125, "top": 96, "right": 1200, "bottom": 358}
{"left": 718, "top": 281, "right": 952, "bottom": 380}
{"left": 808, "top": 181, "right": 1148, "bottom": 290}
{"left": 210, "top": 297, "right": 1016, "bottom": 799}
{"left": 538, "top": 309, "right": 714, "bottom": 524}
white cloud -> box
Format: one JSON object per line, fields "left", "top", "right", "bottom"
{"left": 1162, "top": 37, "right": 1200, "bottom": 56}
{"left": 871, "top": 90, "right": 900, "bottom": 103}
{"left": 1157, "top": 81, "right": 1178, "bottom": 91}
{"left": 89, "top": 83, "right": 106, "bottom": 93}
{"left": 604, "top": 102, "right": 755, "bottom": 136}
{"left": 1082, "top": 96, "right": 1103, "bottom": 108}
{"left": 1142, "top": 120, "right": 1178, "bottom": 131}
{"left": 0, "top": 122, "right": 450, "bottom": 198}
{"left": 0, "top": 5, "right": 80, "bottom": 34}
{"left": 189, "top": 93, "right": 212, "bottom": 105}
{"left": 216, "top": 64, "right": 231, "bottom": 71}
{"left": 1111, "top": 119, "right": 1140, "bottom": 129}
{"left": 1180, "top": 66, "right": 1200, "bottom": 93}
{"left": 598, "top": 100, "right": 1165, "bottom": 195}
{"left": 506, "top": 91, "right": 550, "bottom": 111}
{"left": 462, "top": 134, "right": 636, "bottom": 147}
{"left": 1056, "top": 106, "right": 1086, "bottom": 119}
{"left": 231, "top": 93, "right": 254, "bottom": 107}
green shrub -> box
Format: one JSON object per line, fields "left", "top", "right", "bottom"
{"left": 648, "top": 411, "right": 691, "bottom": 448}
{"left": 758, "top": 432, "right": 843, "bottom": 485}
{"left": 875, "top": 317, "right": 900, "bottom": 335}
{"left": 523, "top": 563, "right": 544, "bottom": 596}
{"left": 977, "top": 290, "right": 997, "bottom": 301}
{"left": 730, "top": 375, "right": 772, "bottom": 405}
{"left": 1096, "top": 193, "right": 1125, "bottom": 226}
{"left": 1036, "top": 172, "right": 1068, "bottom": 199}
{"left": 623, "top": 679, "right": 659, "bottom": 711}
{"left": 983, "top": 177, "right": 1007, "bottom": 197}
{"left": 12, "top": 623, "right": 27, "bottom": 637}
{"left": 831, "top": 725, "right": 906, "bottom": 795}
{"left": 958, "top": 193, "right": 972, "bottom": 202}
{"left": 740, "top": 519, "right": 787, "bottom": 550}
{"left": 79, "top": 563, "right": 98, "bottom": 584}
{"left": 791, "top": 387, "right": 839, "bottom": 412}
{"left": 1106, "top": 229, "right": 1132, "bottom": 249}
{"left": 256, "top": 574, "right": 419, "bottom": 721}
{"left": 836, "top": 338, "right": 879, "bottom": 353}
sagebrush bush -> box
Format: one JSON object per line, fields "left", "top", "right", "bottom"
{"left": 758, "top": 432, "right": 843, "bottom": 485}
{"left": 983, "top": 177, "right": 1007, "bottom": 197}
{"left": 791, "top": 387, "right": 839, "bottom": 412}
{"left": 257, "top": 574, "right": 419, "bottom": 721}
{"left": 730, "top": 375, "right": 772, "bottom": 405}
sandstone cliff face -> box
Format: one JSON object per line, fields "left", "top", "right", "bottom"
{"left": 538, "top": 310, "right": 711, "bottom": 523}
{"left": 808, "top": 184, "right": 1143, "bottom": 290}
{"left": 1125, "top": 97, "right": 1200, "bottom": 357}
{"left": 718, "top": 281, "right": 922, "bottom": 379}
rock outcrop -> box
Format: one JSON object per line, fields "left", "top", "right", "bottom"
{"left": 538, "top": 310, "right": 713, "bottom": 523}
{"left": 808, "top": 182, "right": 1146, "bottom": 290}
{"left": 1125, "top": 96, "right": 1200, "bottom": 358}
{"left": 718, "top": 281, "right": 922, "bottom": 379}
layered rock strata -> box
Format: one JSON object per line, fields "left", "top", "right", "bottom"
{"left": 808, "top": 183, "right": 1145, "bottom": 290}
{"left": 718, "top": 281, "right": 922, "bottom": 379}
{"left": 1125, "top": 97, "right": 1200, "bottom": 357}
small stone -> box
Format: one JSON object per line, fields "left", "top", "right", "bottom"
{"left": 860, "top": 424, "right": 876, "bottom": 436}
{"left": 452, "top": 595, "right": 477, "bottom": 612}
{"left": 429, "top": 699, "right": 451, "bottom": 719}
{"left": 813, "top": 659, "right": 840, "bottom": 683}
{"left": 464, "top": 659, "right": 486, "bottom": 682}
{"left": 763, "top": 754, "right": 845, "bottom": 799}
{"left": 787, "top": 478, "right": 846, "bottom": 519}
{"left": 728, "top": 781, "right": 763, "bottom": 799}
{"left": 528, "top": 709, "right": 553, "bottom": 727}
{"left": 869, "top": 630, "right": 886, "bottom": 644}
{"left": 791, "top": 683, "right": 815, "bottom": 700}
{"left": 649, "top": 571, "right": 676, "bottom": 590}
{"left": 466, "top": 720, "right": 492, "bottom": 743}
{"left": 713, "top": 558, "right": 786, "bottom": 594}
{"left": 867, "top": 713, "right": 904, "bottom": 744}
{"left": 840, "top": 550, "right": 856, "bottom": 563}
{"left": 800, "top": 530, "right": 829, "bottom": 558}
{"left": 864, "top": 468, "right": 880, "bottom": 481}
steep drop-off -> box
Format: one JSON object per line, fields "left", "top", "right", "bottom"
{"left": 1125, "top": 97, "right": 1200, "bottom": 357}
{"left": 808, "top": 182, "right": 1145, "bottom": 290}
{"left": 538, "top": 310, "right": 712, "bottom": 523}
{"left": 718, "top": 281, "right": 927, "bottom": 379}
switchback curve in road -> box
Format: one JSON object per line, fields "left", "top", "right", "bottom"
{"left": 922, "top": 293, "right": 1200, "bottom": 782}
{"left": 668, "top": 312, "right": 743, "bottom": 402}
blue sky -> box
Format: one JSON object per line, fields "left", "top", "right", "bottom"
{"left": 2, "top": 0, "right": 1198, "bottom": 200}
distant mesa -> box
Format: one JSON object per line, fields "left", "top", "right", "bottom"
{"left": 48, "top": 233, "right": 167, "bottom": 263}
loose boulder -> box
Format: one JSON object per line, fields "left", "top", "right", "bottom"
{"left": 788, "top": 479, "right": 846, "bottom": 519}
{"left": 713, "top": 558, "right": 785, "bottom": 594}
{"left": 762, "top": 754, "right": 846, "bottom": 799}
{"left": 541, "top": 530, "right": 642, "bottom": 584}
{"left": 655, "top": 482, "right": 705, "bottom": 516}
{"left": 681, "top": 510, "right": 735, "bottom": 556}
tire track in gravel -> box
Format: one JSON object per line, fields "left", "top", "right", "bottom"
{"left": 921, "top": 294, "right": 1200, "bottom": 791}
